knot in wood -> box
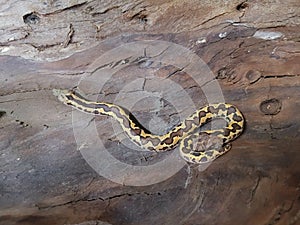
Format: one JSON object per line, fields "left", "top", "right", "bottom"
{"left": 259, "top": 98, "right": 281, "bottom": 115}
{"left": 245, "top": 70, "right": 261, "bottom": 84}
{"left": 23, "top": 12, "right": 40, "bottom": 25}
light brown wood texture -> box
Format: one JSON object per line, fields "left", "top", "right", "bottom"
{"left": 0, "top": 1, "right": 299, "bottom": 225}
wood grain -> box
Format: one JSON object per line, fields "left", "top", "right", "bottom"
{"left": 0, "top": 1, "right": 299, "bottom": 225}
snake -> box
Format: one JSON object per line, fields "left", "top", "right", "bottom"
{"left": 53, "top": 88, "right": 244, "bottom": 164}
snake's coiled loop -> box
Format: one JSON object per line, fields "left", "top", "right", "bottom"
{"left": 53, "top": 89, "right": 244, "bottom": 164}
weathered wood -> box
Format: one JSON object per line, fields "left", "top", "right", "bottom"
{"left": 0, "top": 1, "right": 299, "bottom": 225}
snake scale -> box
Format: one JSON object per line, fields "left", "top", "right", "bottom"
{"left": 53, "top": 88, "right": 244, "bottom": 164}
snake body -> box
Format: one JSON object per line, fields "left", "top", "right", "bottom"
{"left": 53, "top": 89, "right": 244, "bottom": 164}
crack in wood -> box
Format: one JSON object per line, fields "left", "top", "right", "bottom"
{"left": 237, "top": 0, "right": 249, "bottom": 21}
{"left": 262, "top": 74, "right": 300, "bottom": 79}
{"left": 89, "top": 46, "right": 170, "bottom": 76}
{"left": 0, "top": 28, "right": 29, "bottom": 43}
{"left": 28, "top": 42, "right": 62, "bottom": 52}
{"left": 247, "top": 73, "right": 300, "bottom": 87}
{"left": 36, "top": 189, "right": 173, "bottom": 210}
{"left": 247, "top": 175, "right": 261, "bottom": 204}
{"left": 164, "top": 66, "right": 187, "bottom": 79}
{"left": 192, "top": 12, "right": 230, "bottom": 29}
{"left": 42, "top": 1, "right": 88, "bottom": 16}
{"left": 91, "top": 5, "right": 121, "bottom": 16}
{"left": 266, "top": 200, "right": 295, "bottom": 225}
{"left": 63, "top": 24, "right": 75, "bottom": 48}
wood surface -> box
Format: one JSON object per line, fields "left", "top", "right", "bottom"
{"left": 0, "top": 1, "right": 299, "bottom": 225}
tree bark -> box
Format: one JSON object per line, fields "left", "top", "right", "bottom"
{"left": 0, "top": 1, "right": 299, "bottom": 225}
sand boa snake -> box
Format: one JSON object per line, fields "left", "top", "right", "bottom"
{"left": 53, "top": 88, "right": 244, "bottom": 164}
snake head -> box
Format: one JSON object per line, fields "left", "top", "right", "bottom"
{"left": 52, "top": 89, "right": 74, "bottom": 104}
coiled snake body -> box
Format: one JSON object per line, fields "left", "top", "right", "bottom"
{"left": 53, "top": 89, "right": 244, "bottom": 164}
